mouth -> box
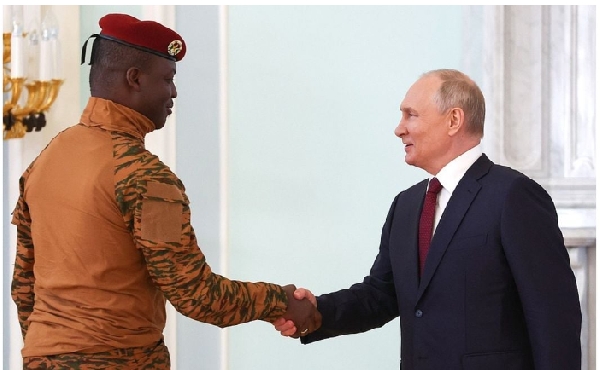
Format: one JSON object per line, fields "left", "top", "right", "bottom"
{"left": 167, "top": 106, "right": 173, "bottom": 115}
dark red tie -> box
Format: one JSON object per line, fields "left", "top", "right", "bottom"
{"left": 418, "top": 177, "right": 442, "bottom": 276}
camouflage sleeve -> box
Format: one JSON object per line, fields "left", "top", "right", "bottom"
{"left": 114, "top": 147, "right": 288, "bottom": 327}
{"left": 136, "top": 179, "right": 288, "bottom": 327}
{"left": 10, "top": 175, "right": 35, "bottom": 339}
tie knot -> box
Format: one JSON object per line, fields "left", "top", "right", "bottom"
{"left": 428, "top": 177, "right": 442, "bottom": 194}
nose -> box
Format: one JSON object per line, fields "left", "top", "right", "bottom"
{"left": 171, "top": 83, "right": 177, "bottom": 99}
{"left": 394, "top": 118, "right": 406, "bottom": 138}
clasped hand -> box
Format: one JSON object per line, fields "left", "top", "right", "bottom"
{"left": 277, "top": 286, "right": 318, "bottom": 338}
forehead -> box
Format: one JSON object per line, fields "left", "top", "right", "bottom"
{"left": 400, "top": 75, "right": 440, "bottom": 110}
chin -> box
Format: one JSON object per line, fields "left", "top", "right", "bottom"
{"left": 153, "top": 122, "right": 165, "bottom": 130}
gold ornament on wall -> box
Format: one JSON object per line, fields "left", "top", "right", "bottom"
{"left": 3, "top": 6, "right": 64, "bottom": 140}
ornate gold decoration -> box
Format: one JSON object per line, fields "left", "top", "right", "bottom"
{"left": 3, "top": 7, "right": 64, "bottom": 140}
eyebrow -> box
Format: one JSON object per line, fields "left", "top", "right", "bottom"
{"left": 400, "top": 106, "right": 416, "bottom": 114}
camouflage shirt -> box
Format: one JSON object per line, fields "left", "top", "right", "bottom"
{"left": 11, "top": 97, "right": 288, "bottom": 357}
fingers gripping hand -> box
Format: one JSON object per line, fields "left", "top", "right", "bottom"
{"left": 280, "top": 285, "right": 322, "bottom": 338}
{"left": 294, "top": 288, "right": 316, "bottom": 306}
{"left": 273, "top": 288, "right": 318, "bottom": 336}
{"left": 292, "top": 288, "right": 320, "bottom": 338}
{"left": 274, "top": 317, "right": 297, "bottom": 336}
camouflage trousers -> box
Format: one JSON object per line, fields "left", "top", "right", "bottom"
{"left": 23, "top": 340, "right": 170, "bottom": 369}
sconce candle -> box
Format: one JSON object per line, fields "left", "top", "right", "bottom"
{"left": 27, "top": 24, "right": 40, "bottom": 81}
{"left": 40, "top": 9, "right": 59, "bottom": 80}
{"left": 10, "top": 12, "right": 25, "bottom": 78}
{"left": 51, "top": 36, "right": 62, "bottom": 79}
{"left": 40, "top": 37, "right": 52, "bottom": 81}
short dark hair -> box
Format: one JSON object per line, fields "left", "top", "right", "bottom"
{"left": 422, "top": 69, "right": 486, "bottom": 137}
{"left": 89, "top": 38, "right": 154, "bottom": 93}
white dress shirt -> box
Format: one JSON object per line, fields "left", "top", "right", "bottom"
{"left": 431, "top": 145, "right": 483, "bottom": 233}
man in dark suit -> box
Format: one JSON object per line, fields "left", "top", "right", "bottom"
{"left": 274, "top": 69, "right": 582, "bottom": 369}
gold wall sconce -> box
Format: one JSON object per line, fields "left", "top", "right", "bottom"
{"left": 3, "top": 6, "right": 63, "bottom": 140}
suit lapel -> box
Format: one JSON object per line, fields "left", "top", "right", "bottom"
{"left": 395, "top": 180, "right": 428, "bottom": 299}
{"left": 416, "top": 155, "right": 493, "bottom": 301}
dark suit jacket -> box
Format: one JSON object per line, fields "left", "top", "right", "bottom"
{"left": 302, "top": 154, "right": 582, "bottom": 370}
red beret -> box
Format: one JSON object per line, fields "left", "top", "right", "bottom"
{"left": 98, "top": 13, "right": 186, "bottom": 62}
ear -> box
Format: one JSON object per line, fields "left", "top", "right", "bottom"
{"left": 447, "top": 107, "right": 465, "bottom": 136}
{"left": 125, "top": 67, "right": 143, "bottom": 92}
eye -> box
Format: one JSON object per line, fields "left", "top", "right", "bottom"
{"left": 402, "top": 110, "right": 416, "bottom": 119}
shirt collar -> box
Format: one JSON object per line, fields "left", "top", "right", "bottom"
{"left": 79, "top": 97, "right": 156, "bottom": 140}
{"left": 434, "top": 144, "right": 483, "bottom": 193}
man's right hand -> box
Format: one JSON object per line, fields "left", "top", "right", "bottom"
{"left": 280, "top": 285, "right": 321, "bottom": 338}
{"left": 276, "top": 287, "right": 318, "bottom": 337}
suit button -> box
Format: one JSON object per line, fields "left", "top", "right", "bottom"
{"left": 415, "top": 309, "right": 423, "bottom": 318}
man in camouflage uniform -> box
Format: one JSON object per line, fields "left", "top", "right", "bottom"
{"left": 10, "top": 13, "right": 320, "bottom": 369}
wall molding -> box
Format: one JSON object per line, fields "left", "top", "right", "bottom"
{"left": 476, "top": 6, "right": 596, "bottom": 370}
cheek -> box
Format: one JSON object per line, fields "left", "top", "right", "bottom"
{"left": 412, "top": 132, "right": 438, "bottom": 157}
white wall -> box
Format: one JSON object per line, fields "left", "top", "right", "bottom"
{"left": 224, "top": 6, "right": 463, "bottom": 370}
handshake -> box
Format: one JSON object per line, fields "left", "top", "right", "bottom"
{"left": 276, "top": 285, "right": 320, "bottom": 338}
